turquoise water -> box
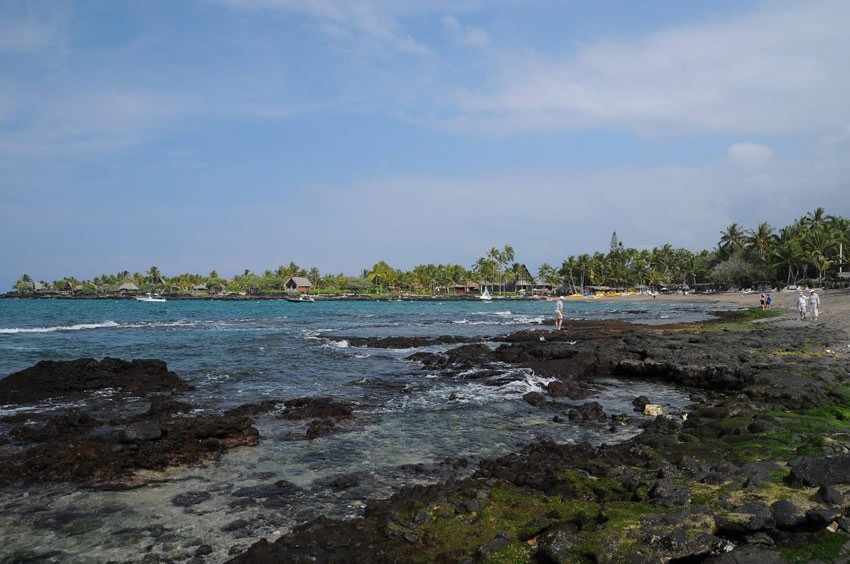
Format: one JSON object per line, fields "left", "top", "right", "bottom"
{"left": 0, "top": 298, "right": 732, "bottom": 562}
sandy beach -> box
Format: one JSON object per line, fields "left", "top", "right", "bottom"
{"left": 579, "top": 288, "right": 850, "bottom": 334}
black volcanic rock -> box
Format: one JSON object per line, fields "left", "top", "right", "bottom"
{"left": 0, "top": 357, "right": 192, "bottom": 404}
{"left": 278, "top": 397, "right": 353, "bottom": 420}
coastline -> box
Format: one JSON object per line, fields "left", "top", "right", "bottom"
{"left": 230, "top": 292, "right": 850, "bottom": 562}
{"left": 3, "top": 292, "right": 850, "bottom": 561}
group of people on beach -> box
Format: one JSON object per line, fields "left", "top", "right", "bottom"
{"left": 759, "top": 293, "right": 772, "bottom": 310}
{"left": 797, "top": 288, "right": 821, "bottom": 321}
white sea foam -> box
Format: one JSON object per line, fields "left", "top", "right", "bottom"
{"left": 382, "top": 367, "right": 556, "bottom": 414}
{"left": 0, "top": 319, "right": 201, "bottom": 335}
{"left": 0, "top": 321, "right": 121, "bottom": 334}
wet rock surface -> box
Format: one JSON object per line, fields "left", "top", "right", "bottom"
{"left": 0, "top": 358, "right": 264, "bottom": 485}
{"left": 0, "top": 357, "right": 193, "bottom": 403}
{"left": 230, "top": 317, "right": 850, "bottom": 563}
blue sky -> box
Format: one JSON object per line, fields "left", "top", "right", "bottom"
{"left": 2, "top": 0, "right": 849, "bottom": 288}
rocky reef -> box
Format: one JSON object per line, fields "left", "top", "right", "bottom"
{"left": 230, "top": 311, "right": 850, "bottom": 562}
{"left": 0, "top": 358, "right": 258, "bottom": 485}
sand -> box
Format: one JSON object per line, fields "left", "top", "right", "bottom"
{"left": 579, "top": 288, "right": 850, "bottom": 335}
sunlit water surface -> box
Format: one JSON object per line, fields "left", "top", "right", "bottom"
{"left": 0, "top": 298, "right": 737, "bottom": 562}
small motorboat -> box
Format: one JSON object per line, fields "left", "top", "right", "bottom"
{"left": 136, "top": 293, "right": 166, "bottom": 302}
{"left": 287, "top": 294, "right": 315, "bottom": 303}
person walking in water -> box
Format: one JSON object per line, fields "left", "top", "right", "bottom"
{"left": 809, "top": 290, "right": 821, "bottom": 322}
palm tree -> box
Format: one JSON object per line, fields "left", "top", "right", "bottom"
{"left": 803, "top": 207, "right": 828, "bottom": 231}
{"left": 804, "top": 229, "right": 837, "bottom": 284}
{"left": 367, "top": 261, "right": 395, "bottom": 293}
{"left": 558, "top": 257, "right": 578, "bottom": 294}
{"left": 719, "top": 223, "right": 747, "bottom": 257}
{"left": 575, "top": 254, "right": 593, "bottom": 291}
{"left": 770, "top": 234, "right": 802, "bottom": 285}
{"left": 746, "top": 222, "right": 776, "bottom": 258}
{"left": 487, "top": 247, "right": 505, "bottom": 294}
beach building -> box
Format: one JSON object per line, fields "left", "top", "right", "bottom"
{"left": 533, "top": 278, "right": 556, "bottom": 295}
{"left": 284, "top": 277, "right": 313, "bottom": 294}
{"left": 28, "top": 280, "right": 47, "bottom": 293}
{"left": 117, "top": 282, "right": 140, "bottom": 294}
{"left": 192, "top": 283, "right": 208, "bottom": 293}
{"left": 59, "top": 281, "right": 84, "bottom": 295}
{"left": 450, "top": 281, "right": 480, "bottom": 295}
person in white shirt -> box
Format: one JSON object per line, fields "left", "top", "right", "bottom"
{"left": 797, "top": 293, "right": 808, "bottom": 320}
{"left": 809, "top": 290, "right": 821, "bottom": 321}
{"left": 554, "top": 297, "right": 564, "bottom": 330}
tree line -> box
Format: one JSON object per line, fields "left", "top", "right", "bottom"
{"left": 11, "top": 208, "right": 849, "bottom": 296}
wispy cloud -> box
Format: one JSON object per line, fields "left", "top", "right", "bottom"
{"left": 441, "top": 1, "right": 850, "bottom": 137}
{"left": 442, "top": 15, "right": 489, "bottom": 48}
{"left": 213, "top": 0, "right": 433, "bottom": 56}
{"left": 728, "top": 143, "right": 773, "bottom": 170}
{"left": 0, "top": 81, "right": 192, "bottom": 158}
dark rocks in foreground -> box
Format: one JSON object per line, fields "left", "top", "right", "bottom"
{"left": 0, "top": 411, "right": 259, "bottom": 485}
{"left": 0, "top": 357, "right": 193, "bottom": 404}
{"left": 229, "top": 321, "right": 850, "bottom": 563}
{"left": 0, "top": 357, "right": 261, "bottom": 485}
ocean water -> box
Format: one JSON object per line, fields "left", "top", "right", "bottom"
{"left": 0, "top": 298, "right": 735, "bottom": 562}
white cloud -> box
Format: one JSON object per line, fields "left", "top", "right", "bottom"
{"left": 0, "top": 83, "right": 192, "bottom": 158}
{"left": 250, "top": 144, "right": 850, "bottom": 274}
{"left": 728, "top": 143, "right": 773, "bottom": 169}
{"left": 212, "top": 0, "right": 433, "bottom": 56}
{"left": 442, "top": 1, "right": 850, "bottom": 137}
{"left": 442, "top": 15, "right": 489, "bottom": 48}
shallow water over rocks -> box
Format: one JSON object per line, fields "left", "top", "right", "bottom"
{"left": 0, "top": 299, "right": 718, "bottom": 561}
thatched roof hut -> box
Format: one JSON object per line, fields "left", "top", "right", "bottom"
{"left": 118, "top": 282, "right": 139, "bottom": 293}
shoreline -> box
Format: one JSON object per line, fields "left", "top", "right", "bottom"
{"left": 3, "top": 294, "right": 850, "bottom": 561}
{"left": 230, "top": 296, "right": 850, "bottom": 562}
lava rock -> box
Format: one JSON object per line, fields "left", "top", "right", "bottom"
{"left": 789, "top": 455, "right": 850, "bottom": 486}
{"left": 567, "top": 402, "right": 607, "bottom": 422}
{"left": 0, "top": 357, "right": 192, "bottom": 404}
{"left": 124, "top": 421, "right": 163, "bottom": 441}
{"left": 279, "top": 397, "right": 353, "bottom": 420}
{"left": 523, "top": 392, "right": 547, "bottom": 407}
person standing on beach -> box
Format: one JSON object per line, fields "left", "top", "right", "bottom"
{"left": 797, "top": 293, "right": 808, "bottom": 320}
{"left": 766, "top": 293, "right": 772, "bottom": 310}
{"left": 760, "top": 294, "right": 766, "bottom": 310}
{"left": 809, "top": 290, "right": 821, "bottom": 322}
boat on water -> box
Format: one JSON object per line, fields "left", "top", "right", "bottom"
{"left": 479, "top": 288, "right": 493, "bottom": 301}
{"left": 135, "top": 293, "right": 166, "bottom": 302}
{"left": 286, "top": 294, "right": 315, "bottom": 303}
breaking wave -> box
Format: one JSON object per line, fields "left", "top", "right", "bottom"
{"left": 0, "top": 320, "right": 195, "bottom": 335}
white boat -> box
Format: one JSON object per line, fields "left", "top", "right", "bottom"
{"left": 287, "top": 294, "right": 315, "bottom": 303}
{"left": 479, "top": 288, "right": 493, "bottom": 301}
{"left": 135, "top": 293, "right": 166, "bottom": 302}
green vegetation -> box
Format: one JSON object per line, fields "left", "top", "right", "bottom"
{"left": 779, "top": 532, "right": 849, "bottom": 563}
{"left": 413, "top": 485, "right": 600, "bottom": 562}
{"left": 11, "top": 208, "right": 850, "bottom": 296}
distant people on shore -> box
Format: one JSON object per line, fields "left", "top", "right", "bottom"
{"left": 797, "top": 293, "right": 808, "bottom": 320}
{"left": 760, "top": 294, "right": 766, "bottom": 310}
{"left": 809, "top": 290, "right": 821, "bottom": 322}
{"left": 766, "top": 293, "right": 772, "bottom": 310}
